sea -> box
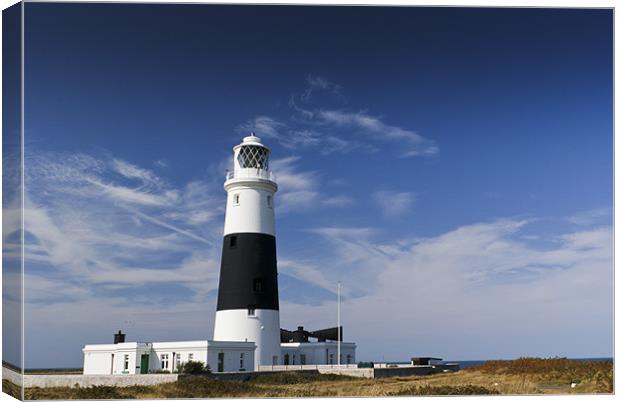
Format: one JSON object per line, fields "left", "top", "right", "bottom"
{"left": 388, "top": 357, "right": 613, "bottom": 369}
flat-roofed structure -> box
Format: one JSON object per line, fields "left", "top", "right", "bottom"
{"left": 83, "top": 335, "right": 255, "bottom": 375}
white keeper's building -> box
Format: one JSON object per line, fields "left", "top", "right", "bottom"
{"left": 83, "top": 339, "right": 255, "bottom": 375}
{"left": 82, "top": 134, "right": 356, "bottom": 375}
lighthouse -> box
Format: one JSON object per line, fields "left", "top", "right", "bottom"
{"left": 213, "top": 133, "right": 281, "bottom": 368}
{"left": 82, "top": 133, "right": 358, "bottom": 375}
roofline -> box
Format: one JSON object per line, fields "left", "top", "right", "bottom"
{"left": 280, "top": 342, "right": 356, "bottom": 348}
{"left": 83, "top": 340, "right": 256, "bottom": 352}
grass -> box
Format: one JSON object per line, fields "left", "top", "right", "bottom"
{"left": 387, "top": 384, "right": 500, "bottom": 395}
{"left": 16, "top": 357, "right": 613, "bottom": 399}
{"left": 466, "top": 357, "right": 613, "bottom": 394}
{"left": 3, "top": 379, "right": 22, "bottom": 400}
{"left": 247, "top": 371, "right": 362, "bottom": 384}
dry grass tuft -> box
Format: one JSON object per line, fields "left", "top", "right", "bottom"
{"left": 247, "top": 371, "right": 361, "bottom": 384}
{"left": 388, "top": 384, "right": 500, "bottom": 395}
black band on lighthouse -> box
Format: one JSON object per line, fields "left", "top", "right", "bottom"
{"left": 216, "top": 233, "right": 279, "bottom": 311}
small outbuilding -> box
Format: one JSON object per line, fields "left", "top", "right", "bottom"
{"left": 410, "top": 357, "right": 444, "bottom": 366}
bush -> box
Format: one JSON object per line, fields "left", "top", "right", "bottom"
{"left": 176, "top": 360, "right": 211, "bottom": 375}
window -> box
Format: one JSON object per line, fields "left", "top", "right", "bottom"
{"left": 329, "top": 354, "right": 334, "bottom": 364}
{"left": 292, "top": 354, "right": 296, "bottom": 364}
{"left": 230, "top": 236, "right": 237, "bottom": 248}
{"left": 188, "top": 353, "right": 194, "bottom": 361}
{"left": 300, "top": 354, "right": 306, "bottom": 365}
{"left": 240, "top": 353, "right": 245, "bottom": 370}
{"left": 237, "top": 145, "right": 269, "bottom": 169}
{"left": 346, "top": 355, "right": 352, "bottom": 364}
{"left": 233, "top": 194, "right": 240, "bottom": 205}
{"left": 175, "top": 353, "right": 181, "bottom": 369}
{"left": 247, "top": 305, "right": 256, "bottom": 316}
{"left": 284, "top": 354, "right": 290, "bottom": 365}
{"left": 267, "top": 195, "right": 273, "bottom": 208}
{"left": 272, "top": 356, "right": 278, "bottom": 365}
{"left": 253, "top": 278, "right": 263, "bottom": 293}
{"left": 161, "top": 354, "right": 169, "bottom": 370}
{"left": 123, "top": 355, "right": 129, "bottom": 370}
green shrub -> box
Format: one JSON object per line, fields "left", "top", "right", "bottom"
{"left": 176, "top": 360, "right": 211, "bottom": 375}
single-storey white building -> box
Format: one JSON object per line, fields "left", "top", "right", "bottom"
{"left": 83, "top": 338, "right": 255, "bottom": 375}
{"left": 280, "top": 341, "right": 356, "bottom": 366}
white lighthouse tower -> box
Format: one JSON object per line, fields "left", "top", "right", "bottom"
{"left": 213, "top": 133, "right": 281, "bottom": 369}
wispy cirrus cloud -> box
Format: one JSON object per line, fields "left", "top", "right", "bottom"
{"left": 111, "top": 158, "right": 164, "bottom": 187}
{"left": 24, "top": 152, "right": 224, "bottom": 305}
{"left": 238, "top": 75, "right": 436, "bottom": 157}
{"left": 278, "top": 259, "right": 336, "bottom": 295}
{"left": 239, "top": 116, "right": 286, "bottom": 140}
{"left": 301, "top": 74, "right": 345, "bottom": 102}
{"left": 19, "top": 151, "right": 234, "bottom": 367}
{"left": 238, "top": 117, "right": 354, "bottom": 155}
{"left": 372, "top": 190, "right": 416, "bottom": 217}
{"left": 315, "top": 110, "right": 438, "bottom": 157}
{"left": 565, "top": 207, "right": 611, "bottom": 226}
{"left": 22, "top": 150, "right": 350, "bottom": 312}
{"left": 270, "top": 156, "right": 353, "bottom": 213}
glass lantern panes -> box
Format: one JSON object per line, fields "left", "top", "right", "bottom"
{"left": 237, "top": 145, "right": 269, "bottom": 169}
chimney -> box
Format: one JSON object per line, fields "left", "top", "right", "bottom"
{"left": 114, "top": 330, "right": 125, "bottom": 344}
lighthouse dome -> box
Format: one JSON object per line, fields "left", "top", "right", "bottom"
{"left": 242, "top": 132, "right": 263, "bottom": 144}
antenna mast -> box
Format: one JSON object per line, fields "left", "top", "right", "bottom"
{"left": 337, "top": 281, "right": 341, "bottom": 366}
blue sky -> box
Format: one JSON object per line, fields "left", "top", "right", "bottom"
{"left": 11, "top": 4, "right": 612, "bottom": 368}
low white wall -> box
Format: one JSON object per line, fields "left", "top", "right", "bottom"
{"left": 258, "top": 364, "right": 359, "bottom": 371}
{"left": 257, "top": 364, "right": 459, "bottom": 379}
{"left": 2, "top": 366, "right": 23, "bottom": 387}
{"left": 318, "top": 367, "right": 374, "bottom": 378}
{"left": 22, "top": 373, "right": 178, "bottom": 388}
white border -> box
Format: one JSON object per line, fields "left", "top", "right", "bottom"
{"left": 0, "top": 1, "right": 615, "bottom": 402}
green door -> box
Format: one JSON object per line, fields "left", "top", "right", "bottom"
{"left": 140, "top": 354, "right": 149, "bottom": 374}
{"left": 217, "top": 352, "right": 224, "bottom": 372}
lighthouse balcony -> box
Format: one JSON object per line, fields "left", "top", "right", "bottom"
{"left": 226, "top": 168, "right": 276, "bottom": 182}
